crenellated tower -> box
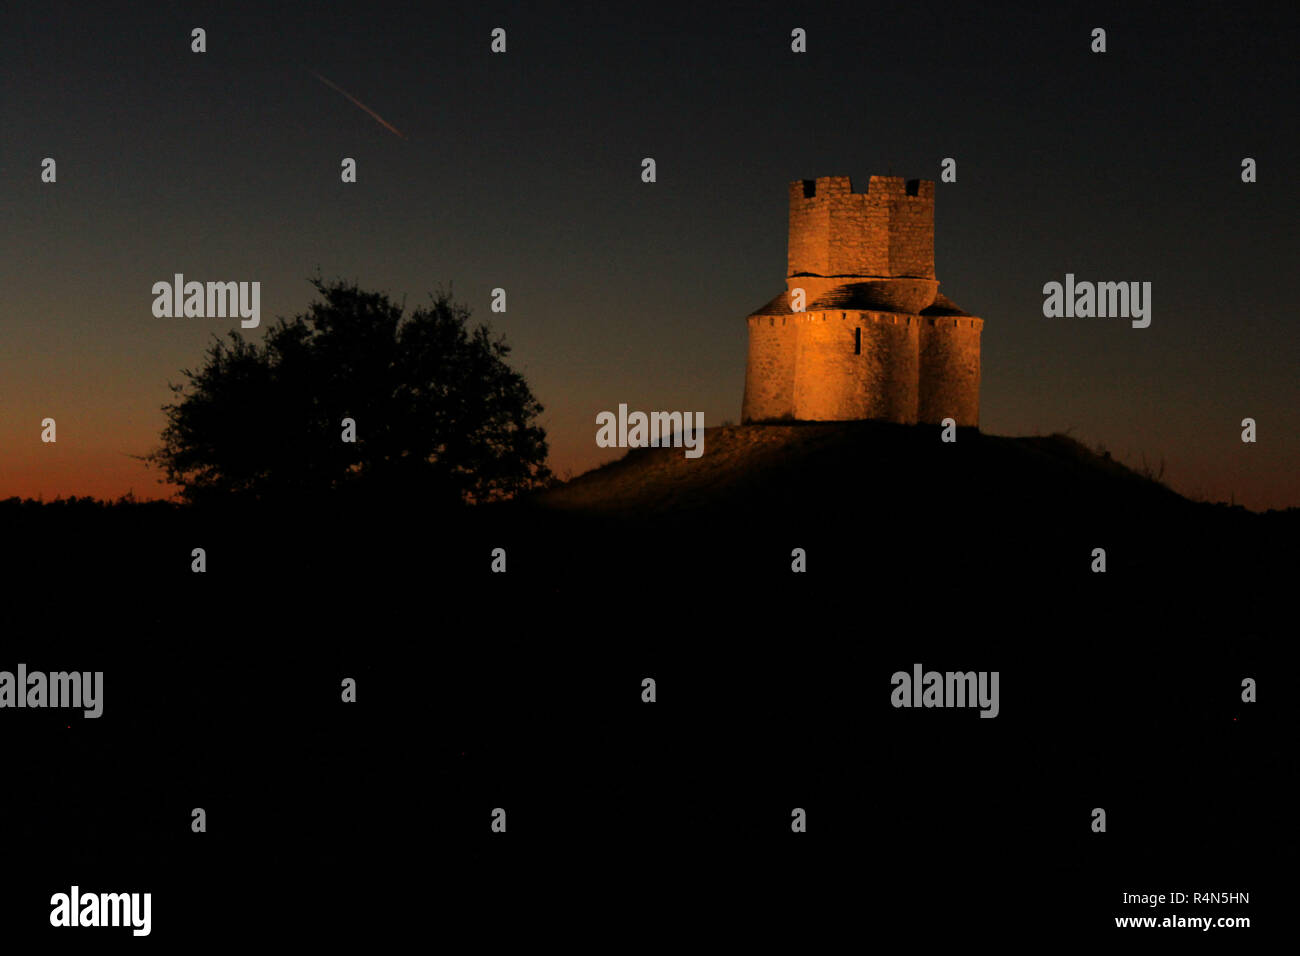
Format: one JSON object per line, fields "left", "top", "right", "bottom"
{"left": 742, "top": 174, "right": 982, "bottom": 426}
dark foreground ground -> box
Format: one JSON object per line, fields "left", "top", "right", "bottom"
{"left": 1, "top": 423, "right": 1292, "bottom": 943}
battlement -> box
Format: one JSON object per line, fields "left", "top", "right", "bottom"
{"left": 787, "top": 174, "right": 936, "bottom": 280}
{"left": 794, "top": 176, "right": 935, "bottom": 200}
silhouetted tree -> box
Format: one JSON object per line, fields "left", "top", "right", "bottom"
{"left": 145, "top": 278, "right": 551, "bottom": 506}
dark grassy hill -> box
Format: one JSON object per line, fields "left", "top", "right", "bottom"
{"left": 520, "top": 421, "right": 1293, "bottom": 589}
{"left": 538, "top": 421, "right": 1188, "bottom": 515}
{"left": 0, "top": 422, "right": 1291, "bottom": 939}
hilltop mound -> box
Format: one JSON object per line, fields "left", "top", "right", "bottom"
{"left": 526, "top": 421, "right": 1288, "bottom": 588}
{"left": 536, "top": 421, "right": 1185, "bottom": 517}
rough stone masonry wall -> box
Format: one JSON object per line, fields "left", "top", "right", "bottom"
{"left": 742, "top": 314, "right": 799, "bottom": 421}
{"left": 918, "top": 317, "right": 983, "bottom": 426}
{"left": 786, "top": 180, "right": 833, "bottom": 277}
{"left": 886, "top": 191, "right": 936, "bottom": 279}
{"left": 792, "top": 312, "right": 919, "bottom": 422}
{"left": 824, "top": 186, "right": 892, "bottom": 277}
{"left": 788, "top": 176, "right": 935, "bottom": 280}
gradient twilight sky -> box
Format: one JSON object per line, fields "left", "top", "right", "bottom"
{"left": 3, "top": 1, "right": 1296, "bottom": 509}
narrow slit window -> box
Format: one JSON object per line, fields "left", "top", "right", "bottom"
{"left": 854, "top": 327, "right": 861, "bottom": 354}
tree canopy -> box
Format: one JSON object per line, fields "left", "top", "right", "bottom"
{"left": 145, "top": 278, "right": 551, "bottom": 507}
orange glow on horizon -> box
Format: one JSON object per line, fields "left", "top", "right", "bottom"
{"left": 0, "top": 448, "right": 179, "bottom": 503}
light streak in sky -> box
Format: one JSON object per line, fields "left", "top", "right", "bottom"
{"left": 308, "top": 69, "right": 407, "bottom": 140}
